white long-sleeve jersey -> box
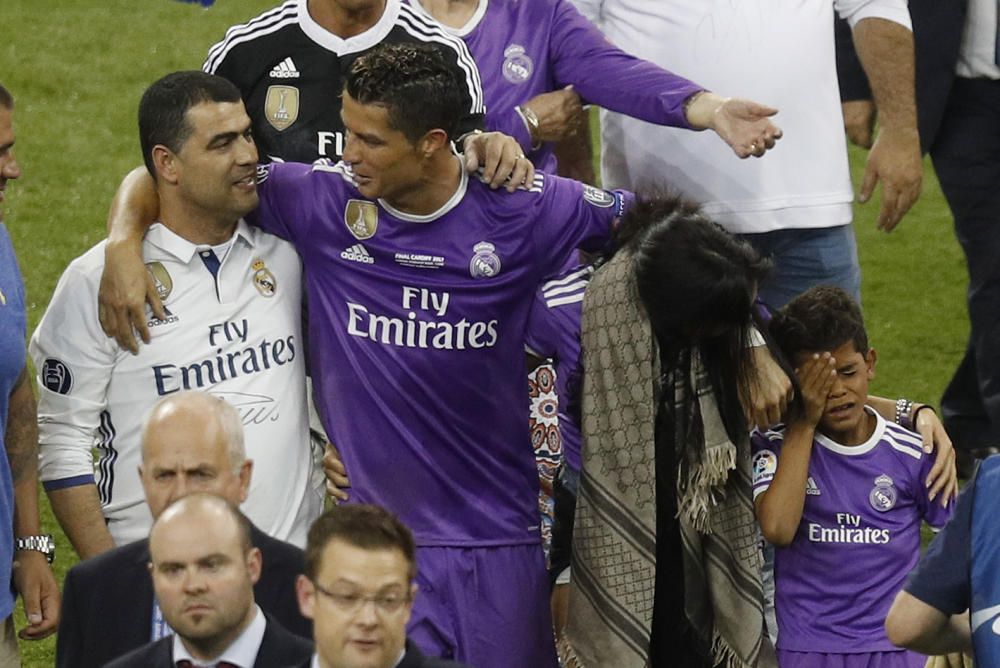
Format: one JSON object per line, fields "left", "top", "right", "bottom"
{"left": 30, "top": 221, "right": 321, "bottom": 547}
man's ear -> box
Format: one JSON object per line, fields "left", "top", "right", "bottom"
{"left": 296, "top": 574, "right": 316, "bottom": 620}
{"left": 246, "top": 547, "right": 263, "bottom": 585}
{"left": 152, "top": 145, "right": 179, "bottom": 185}
{"left": 418, "top": 129, "right": 449, "bottom": 158}
{"left": 238, "top": 459, "right": 254, "bottom": 504}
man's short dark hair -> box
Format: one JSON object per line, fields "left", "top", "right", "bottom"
{"left": 304, "top": 505, "right": 416, "bottom": 581}
{"left": 0, "top": 84, "right": 13, "bottom": 111}
{"left": 345, "top": 43, "right": 463, "bottom": 143}
{"left": 770, "top": 285, "right": 869, "bottom": 359}
{"left": 138, "top": 71, "right": 242, "bottom": 179}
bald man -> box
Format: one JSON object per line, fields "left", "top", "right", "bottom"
{"left": 107, "top": 494, "right": 312, "bottom": 668}
{"left": 56, "top": 391, "right": 309, "bottom": 668}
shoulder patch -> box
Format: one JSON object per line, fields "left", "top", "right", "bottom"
{"left": 752, "top": 449, "right": 778, "bottom": 486}
{"left": 41, "top": 358, "right": 73, "bottom": 395}
{"left": 582, "top": 184, "right": 615, "bottom": 208}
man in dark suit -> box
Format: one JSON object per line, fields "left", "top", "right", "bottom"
{"left": 56, "top": 391, "right": 310, "bottom": 668}
{"left": 295, "top": 505, "right": 469, "bottom": 668}
{"left": 837, "top": 1, "right": 1000, "bottom": 479}
{"left": 106, "top": 493, "right": 312, "bottom": 667}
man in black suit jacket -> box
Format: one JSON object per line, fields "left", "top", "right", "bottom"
{"left": 294, "top": 506, "right": 470, "bottom": 668}
{"left": 837, "top": 1, "right": 1000, "bottom": 477}
{"left": 56, "top": 391, "right": 310, "bottom": 668}
{"left": 105, "top": 494, "right": 312, "bottom": 667}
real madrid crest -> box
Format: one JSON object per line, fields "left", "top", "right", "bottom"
{"left": 869, "top": 474, "right": 897, "bottom": 512}
{"left": 264, "top": 85, "right": 299, "bottom": 132}
{"left": 145, "top": 262, "right": 173, "bottom": 301}
{"left": 469, "top": 241, "right": 501, "bottom": 278}
{"left": 345, "top": 199, "right": 378, "bottom": 240}
{"left": 252, "top": 258, "right": 277, "bottom": 297}
{"left": 502, "top": 44, "right": 533, "bottom": 84}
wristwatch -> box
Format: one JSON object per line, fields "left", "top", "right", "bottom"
{"left": 16, "top": 535, "right": 55, "bottom": 563}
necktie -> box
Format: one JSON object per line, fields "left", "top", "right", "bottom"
{"left": 175, "top": 661, "right": 240, "bottom": 668}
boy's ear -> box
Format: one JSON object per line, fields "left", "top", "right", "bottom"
{"left": 865, "top": 348, "right": 877, "bottom": 378}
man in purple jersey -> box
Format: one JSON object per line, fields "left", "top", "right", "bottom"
{"left": 413, "top": 0, "right": 785, "bottom": 174}
{"left": 754, "top": 287, "right": 953, "bottom": 667}
{"left": 98, "top": 44, "right": 632, "bottom": 665}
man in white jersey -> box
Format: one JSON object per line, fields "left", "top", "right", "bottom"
{"left": 30, "top": 71, "right": 321, "bottom": 557}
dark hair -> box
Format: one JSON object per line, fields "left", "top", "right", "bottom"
{"left": 769, "top": 285, "right": 868, "bottom": 360}
{"left": 304, "top": 505, "right": 416, "bottom": 581}
{"left": 0, "top": 84, "right": 12, "bottom": 111}
{"left": 346, "top": 43, "right": 463, "bottom": 143}
{"left": 619, "top": 195, "right": 771, "bottom": 440}
{"left": 138, "top": 71, "right": 242, "bottom": 179}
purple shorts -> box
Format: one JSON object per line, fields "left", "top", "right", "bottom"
{"left": 408, "top": 543, "right": 559, "bottom": 668}
{"left": 776, "top": 649, "right": 927, "bottom": 668}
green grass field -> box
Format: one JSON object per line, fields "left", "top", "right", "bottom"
{"left": 1, "top": 1, "right": 970, "bottom": 665}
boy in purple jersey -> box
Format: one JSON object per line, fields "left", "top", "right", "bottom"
{"left": 753, "top": 286, "right": 953, "bottom": 668}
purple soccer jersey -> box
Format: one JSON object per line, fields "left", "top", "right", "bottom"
{"left": 751, "top": 409, "right": 953, "bottom": 653}
{"left": 525, "top": 263, "right": 590, "bottom": 471}
{"left": 252, "top": 160, "right": 628, "bottom": 547}
{"left": 409, "top": 0, "right": 701, "bottom": 172}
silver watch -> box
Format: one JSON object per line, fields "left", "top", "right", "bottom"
{"left": 15, "top": 535, "right": 55, "bottom": 563}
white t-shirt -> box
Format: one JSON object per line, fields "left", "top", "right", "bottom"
{"left": 31, "top": 221, "right": 321, "bottom": 547}
{"left": 571, "top": 0, "right": 911, "bottom": 234}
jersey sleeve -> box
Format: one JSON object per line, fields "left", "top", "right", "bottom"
{"left": 835, "top": 0, "right": 911, "bottom": 29}
{"left": 915, "top": 450, "right": 956, "bottom": 530}
{"left": 249, "top": 161, "right": 326, "bottom": 243}
{"left": 905, "top": 478, "right": 972, "bottom": 615}
{"left": 751, "top": 429, "right": 781, "bottom": 500}
{"left": 28, "top": 258, "right": 118, "bottom": 489}
{"left": 527, "top": 265, "right": 590, "bottom": 468}
{"left": 548, "top": 0, "right": 702, "bottom": 128}
{"left": 531, "top": 174, "right": 633, "bottom": 270}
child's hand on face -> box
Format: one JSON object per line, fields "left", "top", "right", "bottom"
{"left": 794, "top": 353, "right": 837, "bottom": 428}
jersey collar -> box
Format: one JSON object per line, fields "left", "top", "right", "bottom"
{"left": 377, "top": 156, "right": 468, "bottom": 223}
{"left": 298, "top": 0, "right": 402, "bottom": 55}
{"left": 409, "top": 0, "right": 488, "bottom": 38}
{"left": 146, "top": 219, "right": 257, "bottom": 264}
{"left": 814, "top": 407, "right": 886, "bottom": 456}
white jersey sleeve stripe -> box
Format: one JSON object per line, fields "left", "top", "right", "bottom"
{"left": 542, "top": 266, "right": 594, "bottom": 292}
{"left": 204, "top": 1, "right": 298, "bottom": 73}
{"left": 545, "top": 293, "right": 586, "bottom": 308}
{"left": 542, "top": 279, "right": 590, "bottom": 300}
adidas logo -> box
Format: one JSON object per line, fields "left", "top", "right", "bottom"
{"left": 341, "top": 244, "right": 374, "bottom": 264}
{"left": 269, "top": 57, "right": 300, "bottom": 79}
{"left": 805, "top": 477, "right": 821, "bottom": 496}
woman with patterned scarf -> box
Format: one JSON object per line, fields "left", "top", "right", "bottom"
{"left": 562, "top": 197, "right": 779, "bottom": 668}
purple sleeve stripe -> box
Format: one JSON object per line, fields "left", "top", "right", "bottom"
{"left": 42, "top": 475, "right": 96, "bottom": 491}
